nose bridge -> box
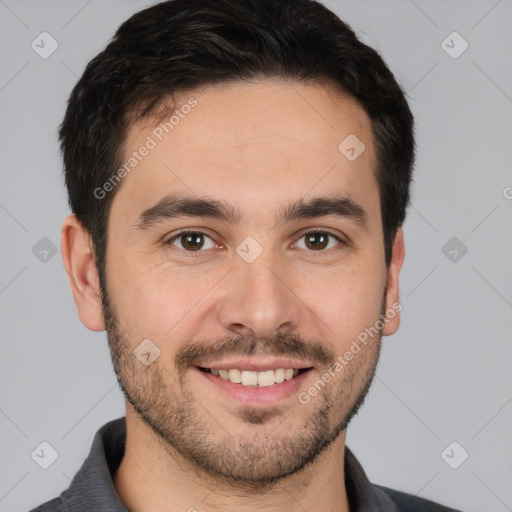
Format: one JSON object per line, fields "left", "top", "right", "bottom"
{"left": 217, "top": 244, "right": 299, "bottom": 338}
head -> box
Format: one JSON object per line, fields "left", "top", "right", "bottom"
{"left": 60, "top": 0, "right": 414, "bottom": 488}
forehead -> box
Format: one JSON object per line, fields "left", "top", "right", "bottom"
{"left": 112, "top": 79, "right": 379, "bottom": 227}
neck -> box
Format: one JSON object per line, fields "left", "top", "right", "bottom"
{"left": 114, "top": 407, "right": 350, "bottom": 512}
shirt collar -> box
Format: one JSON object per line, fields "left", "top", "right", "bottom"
{"left": 58, "top": 416, "right": 398, "bottom": 512}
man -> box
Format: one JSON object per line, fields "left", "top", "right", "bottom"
{"left": 31, "top": 0, "right": 461, "bottom": 510}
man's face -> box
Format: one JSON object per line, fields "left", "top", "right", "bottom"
{"left": 94, "top": 80, "right": 401, "bottom": 484}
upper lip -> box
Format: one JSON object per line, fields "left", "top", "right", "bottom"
{"left": 196, "top": 358, "right": 314, "bottom": 372}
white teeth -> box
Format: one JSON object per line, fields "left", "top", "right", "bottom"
{"left": 284, "top": 369, "right": 294, "bottom": 380}
{"left": 207, "top": 368, "right": 306, "bottom": 386}
{"left": 257, "top": 370, "right": 275, "bottom": 387}
{"left": 274, "top": 368, "right": 285, "bottom": 383}
{"left": 228, "top": 369, "right": 242, "bottom": 383}
{"left": 241, "top": 370, "right": 258, "bottom": 386}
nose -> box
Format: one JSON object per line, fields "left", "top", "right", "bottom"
{"left": 216, "top": 249, "right": 300, "bottom": 340}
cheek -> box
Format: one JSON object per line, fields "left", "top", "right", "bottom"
{"left": 303, "top": 265, "right": 386, "bottom": 343}
{"left": 107, "top": 236, "right": 387, "bottom": 347}
{"left": 109, "top": 258, "right": 220, "bottom": 340}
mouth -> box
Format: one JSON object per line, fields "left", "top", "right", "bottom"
{"left": 197, "top": 366, "right": 312, "bottom": 387}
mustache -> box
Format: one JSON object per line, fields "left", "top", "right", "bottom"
{"left": 175, "top": 333, "right": 336, "bottom": 374}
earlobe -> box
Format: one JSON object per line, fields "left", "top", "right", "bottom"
{"left": 61, "top": 214, "right": 106, "bottom": 331}
{"left": 382, "top": 227, "right": 405, "bottom": 337}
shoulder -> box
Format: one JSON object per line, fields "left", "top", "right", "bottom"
{"left": 28, "top": 497, "right": 64, "bottom": 512}
{"left": 375, "top": 484, "right": 463, "bottom": 512}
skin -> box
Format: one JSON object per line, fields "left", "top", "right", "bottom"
{"left": 61, "top": 79, "right": 405, "bottom": 512}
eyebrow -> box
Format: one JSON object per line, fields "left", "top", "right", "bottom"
{"left": 134, "top": 193, "right": 369, "bottom": 232}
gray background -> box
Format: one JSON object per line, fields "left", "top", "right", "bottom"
{"left": 1, "top": 0, "right": 511, "bottom": 511}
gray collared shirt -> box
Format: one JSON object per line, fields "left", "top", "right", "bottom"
{"left": 29, "top": 417, "right": 461, "bottom": 511}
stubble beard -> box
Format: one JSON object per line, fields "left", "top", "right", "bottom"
{"left": 102, "top": 282, "right": 384, "bottom": 490}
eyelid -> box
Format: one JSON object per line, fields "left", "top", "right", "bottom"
{"left": 164, "top": 229, "right": 220, "bottom": 253}
{"left": 291, "top": 228, "right": 347, "bottom": 253}
{"left": 293, "top": 227, "right": 347, "bottom": 243}
{"left": 164, "top": 227, "right": 347, "bottom": 254}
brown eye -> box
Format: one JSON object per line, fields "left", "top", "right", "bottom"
{"left": 166, "top": 232, "right": 216, "bottom": 252}
{"left": 305, "top": 232, "right": 329, "bottom": 250}
{"left": 295, "top": 231, "right": 344, "bottom": 252}
{"left": 180, "top": 233, "right": 204, "bottom": 251}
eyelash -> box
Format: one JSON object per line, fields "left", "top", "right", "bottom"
{"left": 164, "top": 229, "right": 346, "bottom": 256}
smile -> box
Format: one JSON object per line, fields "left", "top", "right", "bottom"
{"left": 197, "top": 367, "right": 311, "bottom": 387}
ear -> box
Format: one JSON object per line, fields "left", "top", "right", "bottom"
{"left": 382, "top": 227, "right": 405, "bottom": 336}
{"left": 61, "top": 214, "right": 105, "bottom": 331}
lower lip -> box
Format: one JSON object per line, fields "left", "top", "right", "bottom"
{"left": 196, "top": 368, "right": 313, "bottom": 407}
